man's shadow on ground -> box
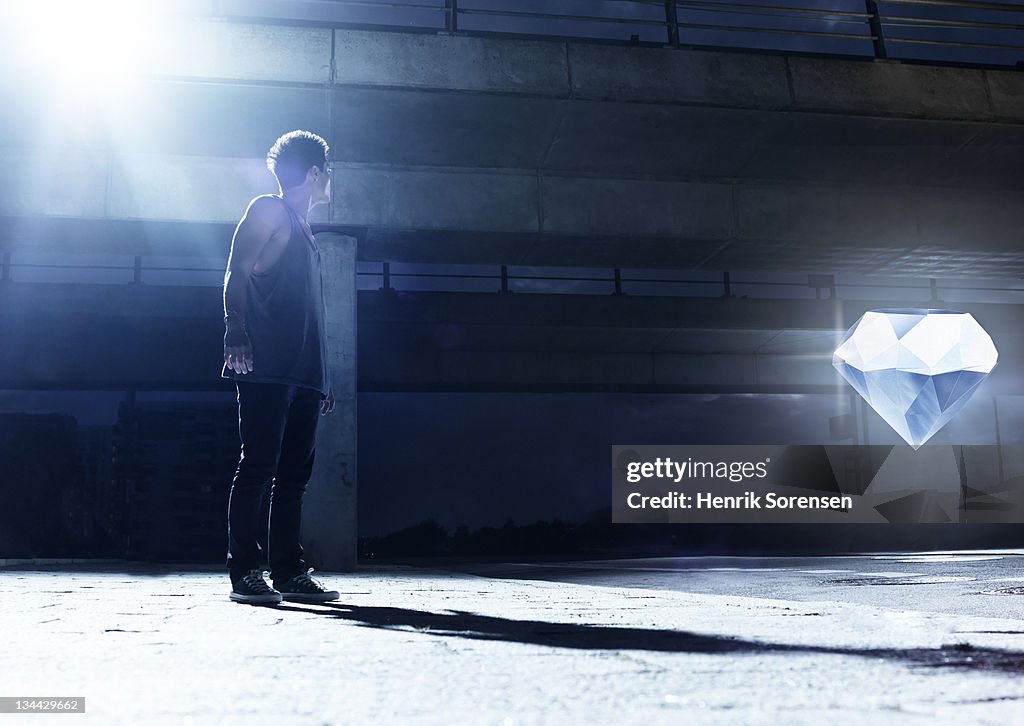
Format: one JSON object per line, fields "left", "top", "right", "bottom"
{"left": 268, "top": 601, "right": 1024, "bottom": 674}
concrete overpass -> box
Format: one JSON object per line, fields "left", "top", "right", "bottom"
{"left": 2, "top": 18, "right": 1022, "bottom": 568}
{"left": 1, "top": 21, "right": 1023, "bottom": 275}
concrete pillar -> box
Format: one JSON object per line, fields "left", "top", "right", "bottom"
{"left": 302, "top": 233, "right": 358, "bottom": 571}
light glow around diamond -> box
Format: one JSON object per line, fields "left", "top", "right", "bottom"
{"left": 833, "top": 309, "right": 998, "bottom": 448}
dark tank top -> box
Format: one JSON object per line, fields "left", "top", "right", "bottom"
{"left": 221, "top": 195, "right": 329, "bottom": 396}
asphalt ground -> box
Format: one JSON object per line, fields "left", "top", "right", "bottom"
{"left": 2, "top": 551, "right": 1023, "bottom": 725}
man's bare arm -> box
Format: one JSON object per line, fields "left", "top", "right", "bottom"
{"left": 223, "top": 196, "right": 287, "bottom": 374}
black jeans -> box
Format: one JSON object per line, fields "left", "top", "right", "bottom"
{"left": 226, "top": 381, "right": 321, "bottom": 583}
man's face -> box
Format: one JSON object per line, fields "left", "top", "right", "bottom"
{"left": 311, "top": 161, "right": 331, "bottom": 207}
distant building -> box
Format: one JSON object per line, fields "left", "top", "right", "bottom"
{"left": 114, "top": 400, "right": 240, "bottom": 562}
{"left": 0, "top": 412, "right": 80, "bottom": 557}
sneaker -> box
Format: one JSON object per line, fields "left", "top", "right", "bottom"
{"left": 230, "top": 569, "right": 283, "bottom": 605}
{"left": 273, "top": 567, "right": 339, "bottom": 603}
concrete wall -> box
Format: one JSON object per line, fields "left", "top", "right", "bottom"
{"left": 2, "top": 21, "right": 1022, "bottom": 276}
{"left": 2, "top": 281, "right": 1020, "bottom": 395}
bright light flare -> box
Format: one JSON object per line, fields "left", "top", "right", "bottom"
{"left": 5, "top": 0, "right": 178, "bottom": 98}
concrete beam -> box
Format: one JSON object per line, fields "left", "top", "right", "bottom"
{"left": 787, "top": 58, "right": 993, "bottom": 121}
{"left": 916, "top": 190, "right": 1024, "bottom": 250}
{"left": 154, "top": 19, "right": 332, "bottom": 84}
{"left": 109, "top": 154, "right": 275, "bottom": 222}
{"left": 567, "top": 43, "right": 791, "bottom": 109}
{"left": 331, "top": 166, "right": 540, "bottom": 233}
{"left": 304, "top": 233, "right": 358, "bottom": 571}
{"left": 325, "top": 28, "right": 1024, "bottom": 123}
{"left": 93, "top": 19, "right": 1019, "bottom": 127}
{"left": 0, "top": 150, "right": 109, "bottom": 218}
{"left": 987, "top": 70, "right": 1024, "bottom": 122}
{"left": 734, "top": 184, "right": 920, "bottom": 248}
{"left": 0, "top": 217, "right": 236, "bottom": 257}
{"left": 7, "top": 155, "right": 1022, "bottom": 274}
{"left": 333, "top": 30, "right": 569, "bottom": 95}
{"left": 16, "top": 18, "right": 1020, "bottom": 128}
{"left": 8, "top": 79, "right": 1020, "bottom": 192}
{"left": 0, "top": 80, "right": 332, "bottom": 160}
{"left": 540, "top": 177, "right": 732, "bottom": 239}
{"left": 331, "top": 87, "right": 565, "bottom": 169}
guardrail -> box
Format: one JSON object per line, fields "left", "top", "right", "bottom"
{"left": 216, "top": 0, "right": 1024, "bottom": 67}
{"left": 3, "top": 251, "right": 1022, "bottom": 305}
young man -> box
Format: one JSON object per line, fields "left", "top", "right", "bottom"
{"left": 222, "top": 130, "right": 340, "bottom": 605}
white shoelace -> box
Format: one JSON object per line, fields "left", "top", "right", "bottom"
{"left": 242, "top": 570, "right": 273, "bottom": 591}
{"left": 291, "top": 568, "right": 326, "bottom": 590}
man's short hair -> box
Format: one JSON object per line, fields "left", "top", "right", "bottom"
{"left": 266, "top": 130, "right": 329, "bottom": 189}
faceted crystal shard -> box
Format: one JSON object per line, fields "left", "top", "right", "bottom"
{"left": 833, "top": 309, "right": 998, "bottom": 448}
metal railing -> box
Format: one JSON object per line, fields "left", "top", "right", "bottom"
{"left": 363, "top": 263, "right": 1024, "bottom": 304}
{"left": 3, "top": 253, "right": 1023, "bottom": 305}
{"left": 216, "top": 0, "right": 1024, "bottom": 67}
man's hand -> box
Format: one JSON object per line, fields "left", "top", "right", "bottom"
{"left": 321, "top": 387, "right": 335, "bottom": 415}
{"left": 224, "top": 324, "right": 254, "bottom": 374}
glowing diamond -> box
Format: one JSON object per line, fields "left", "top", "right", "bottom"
{"left": 833, "top": 309, "right": 998, "bottom": 448}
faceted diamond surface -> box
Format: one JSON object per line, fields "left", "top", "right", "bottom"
{"left": 833, "top": 309, "right": 998, "bottom": 448}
